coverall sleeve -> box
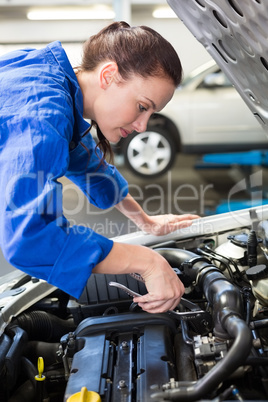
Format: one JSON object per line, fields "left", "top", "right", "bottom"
{"left": 0, "top": 118, "right": 115, "bottom": 299}
{"left": 65, "top": 132, "right": 129, "bottom": 209}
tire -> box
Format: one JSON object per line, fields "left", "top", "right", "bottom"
{"left": 122, "top": 126, "right": 177, "bottom": 178}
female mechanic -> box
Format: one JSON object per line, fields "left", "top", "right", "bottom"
{"left": 0, "top": 21, "right": 199, "bottom": 314}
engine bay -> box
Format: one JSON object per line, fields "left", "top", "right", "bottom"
{"left": 1, "top": 206, "right": 268, "bottom": 401}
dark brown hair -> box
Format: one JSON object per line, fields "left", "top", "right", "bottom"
{"left": 80, "top": 21, "right": 183, "bottom": 162}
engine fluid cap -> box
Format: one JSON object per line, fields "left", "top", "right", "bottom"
{"left": 67, "top": 387, "right": 101, "bottom": 402}
{"left": 246, "top": 264, "right": 268, "bottom": 280}
{"left": 227, "top": 232, "right": 249, "bottom": 247}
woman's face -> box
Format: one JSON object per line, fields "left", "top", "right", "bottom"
{"left": 84, "top": 67, "right": 175, "bottom": 144}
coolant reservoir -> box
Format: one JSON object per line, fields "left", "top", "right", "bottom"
{"left": 246, "top": 264, "right": 268, "bottom": 306}
{"left": 214, "top": 232, "right": 248, "bottom": 272}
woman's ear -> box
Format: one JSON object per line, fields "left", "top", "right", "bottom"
{"left": 99, "top": 62, "right": 119, "bottom": 89}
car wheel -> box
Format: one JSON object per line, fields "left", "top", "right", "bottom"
{"left": 122, "top": 126, "right": 177, "bottom": 178}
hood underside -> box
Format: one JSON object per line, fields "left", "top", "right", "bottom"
{"left": 167, "top": 0, "right": 268, "bottom": 133}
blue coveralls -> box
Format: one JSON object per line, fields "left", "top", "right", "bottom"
{"left": 0, "top": 41, "right": 128, "bottom": 298}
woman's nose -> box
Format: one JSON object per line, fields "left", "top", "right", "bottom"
{"left": 133, "top": 115, "right": 149, "bottom": 133}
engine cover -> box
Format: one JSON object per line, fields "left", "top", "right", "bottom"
{"left": 63, "top": 312, "right": 177, "bottom": 402}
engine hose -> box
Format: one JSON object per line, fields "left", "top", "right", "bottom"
{"left": 10, "top": 311, "right": 75, "bottom": 342}
{"left": 174, "top": 333, "right": 197, "bottom": 382}
{"left": 199, "top": 267, "right": 244, "bottom": 339}
{"left": 21, "top": 356, "right": 37, "bottom": 389}
{"left": 7, "top": 380, "right": 35, "bottom": 402}
{"left": 155, "top": 248, "right": 244, "bottom": 338}
{"left": 155, "top": 248, "right": 205, "bottom": 266}
{"left": 0, "top": 333, "right": 12, "bottom": 373}
{"left": 155, "top": 248, "right": 211, "bottom": 283}
{"left": 151, "top": 315, "right": 252, "bottom": 401}
{"left": 151, "top": 248, "right": 252, "bottom": 401}
{"left": 24, "top": 340, "right": 60, "bottom": 368}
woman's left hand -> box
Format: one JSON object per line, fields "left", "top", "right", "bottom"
{"left": 136, "top": 213, "right": 200, "bottom": 236}
{"left": 115, "top": 193, "right": 199, "bottom": 236}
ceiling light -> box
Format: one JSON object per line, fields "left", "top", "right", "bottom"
{"left": 27, "top": 6, "right": 115, "bottom": 21}
{"left": 152, "top": 7, "right": 177, "bottom": 19}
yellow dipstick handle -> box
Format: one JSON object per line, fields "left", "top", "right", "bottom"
{"left": 67, "top": 387, "right": 101, "bottom": 402}
{"left": 35, "top": 357, "right": 46, "bottom": 382}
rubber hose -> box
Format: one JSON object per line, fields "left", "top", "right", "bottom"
{"left": 151, "top": 315, "right": 252, "bottom": 401}
{"left": 11, "top": 311, "right": 75, "bottom": 342}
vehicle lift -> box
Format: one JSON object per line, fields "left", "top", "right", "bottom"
{"left": 195, "top": 150, "right": 268, "bottom": 214}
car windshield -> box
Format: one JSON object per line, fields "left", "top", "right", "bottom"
{"left": 181, "top": 59, "right": 216, "bottom": 87}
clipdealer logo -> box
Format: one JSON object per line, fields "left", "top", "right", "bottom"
{"left": 226, "top": 169, "right": 267, "bottom": 225}
{"left": 228, "top": 169, "right": 263, "bottom": 208}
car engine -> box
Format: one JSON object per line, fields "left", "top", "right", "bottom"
{"left": 1, "top": 206, "right": 268, "bottom": 401}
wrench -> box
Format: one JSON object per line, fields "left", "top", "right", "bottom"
{"left": 108, "top": 281, "right": 206, "bottom": 320}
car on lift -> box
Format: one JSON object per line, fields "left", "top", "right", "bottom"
{"left": 117, "top": 60, "right": 268, "bottom": 178}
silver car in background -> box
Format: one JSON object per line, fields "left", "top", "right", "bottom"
{"left": 119, "top": 60, "right": 267, "bottom": 178}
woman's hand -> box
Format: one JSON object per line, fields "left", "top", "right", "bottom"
{"left": 115, "top": 193, "right": 199, "bottom": 236}
{"left": 135, "top": 213, "right": 200, "bottom": 236}
{"left": 93, "top": 242, "right": 185, "bottom": 314}
{"left": 132, "top": 252, "right": 185, "bottom": 313}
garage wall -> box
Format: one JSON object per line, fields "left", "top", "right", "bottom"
{"left": 0, "top": 16, "right": 211, "bottom": 76}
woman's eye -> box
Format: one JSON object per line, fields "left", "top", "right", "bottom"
{"left": 139, "top": 104, "right": 147, "bottom": 112}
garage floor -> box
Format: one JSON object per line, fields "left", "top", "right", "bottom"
{"left": 1, "top": 153, "right": 268, "bottom": 275}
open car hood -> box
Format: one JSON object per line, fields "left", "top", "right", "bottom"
{"left": 168, "top": 0, "right": 268, "bottom": 133}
